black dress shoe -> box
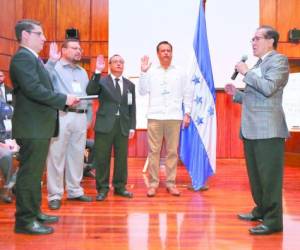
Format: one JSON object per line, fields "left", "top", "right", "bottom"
{"left": 15, "top": 220, "right": 54, "bottom": 235}
{"left": 238, "top": 213, "right": 262, "bottom": 222}
{"left": 48, "top": 199, "right": 61, "bottom": 210}
{"left": 114, "top": 189, "right": 133, "bottom": 198}
{"left": 249, "top": 224, "right": 282, "bottom": 235}
{"left": 96, "top": 192, "right": 108, "bottom": 201}
{"left": 37, "top": 213, "right": 59, "bottom": 224}
{"left": 68, "top": 195, "right": 93, "bottom": 202}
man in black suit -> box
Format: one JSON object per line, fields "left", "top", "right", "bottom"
{"left": 9, "top": 19, "right": 79, "bottom": 235}
{"left": 86, "top": 54, "right": 136, "bottom": 201}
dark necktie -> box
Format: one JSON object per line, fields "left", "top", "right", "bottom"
{"left": 115, "top": 78, "right": 121, "bottom": 98}
{"left": 255, "top": 58, "right": 262, "bottom": 68}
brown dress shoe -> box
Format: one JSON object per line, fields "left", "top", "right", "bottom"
{"left": 167, "top": 186, "right": 180, "bottom": 196}
{"left": 147, "top": 187, "right": 156, "bottom": 197}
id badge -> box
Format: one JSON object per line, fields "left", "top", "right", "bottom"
{"left": 4, "top": 119, "right": 12, "bottom": 131}
{"left": 6, "top": 93, "right": 13, "bottom": 102}
{"left": 127, "top": 92, "right": 132, "bottom": 105}
{"left": 72, "top": 81, "right": 82, "bottom": 93}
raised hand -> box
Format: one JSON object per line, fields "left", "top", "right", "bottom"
{"left": 49, "top": 42, "right": 61, "bottom": 62}
{"left": 95, "top": 54, "right": 105, "bottom": 72}
{"left": 141, "top": 55, "right": 152, "bottom": 72}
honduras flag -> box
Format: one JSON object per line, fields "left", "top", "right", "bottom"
{"left": 179, "top": 0, "right": 216, "bottom": 190}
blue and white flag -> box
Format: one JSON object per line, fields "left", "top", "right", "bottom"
{"left": 179, "top": 0, "right": 216, "bottom": 190}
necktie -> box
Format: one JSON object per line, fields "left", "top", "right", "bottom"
{"left": 115, "top": 78, "right": 121, "bottom": 98}
{"left": 255, "top": 58, "right": 262, "bottom": 67}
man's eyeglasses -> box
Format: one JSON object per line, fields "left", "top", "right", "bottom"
{"left": 110, "top": 60, "right": 124, "bottom": 64}
{"left": 27, "top": 30, "right": 43, "bottom": 36}
{"left": 251, "top": 36, "right": 267, "bottom": 42}
{"left": 67, "top": 47, "right": 83, "bottom": 52}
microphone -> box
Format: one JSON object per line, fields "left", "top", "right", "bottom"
{"left": 231, "top": 55, "right": 248, "bottom": 80}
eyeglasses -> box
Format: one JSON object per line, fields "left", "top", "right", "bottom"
{"left": 27, "top": 30, "right": 44, "bottom": 36}
{"left": 251, "top": 36, "right": 267, "bottom": 42}
{"left": 67, "top": 47, "right": 83, "bottom": 52}
{"left": 110, "top": 60, "right": 124, "bottom": 64}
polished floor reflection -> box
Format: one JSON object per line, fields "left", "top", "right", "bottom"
{"left": 0, "top": 158, "right": 300, "bottom": 250}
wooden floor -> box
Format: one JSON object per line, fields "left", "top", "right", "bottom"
{"left": 1, "top": 158, "right": 300, "bottom": 250}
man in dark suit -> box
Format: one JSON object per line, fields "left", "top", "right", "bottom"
{"left": 9, "top": 19, "right": 79, "bottom": 235}
{"left": 225, "top": 26, "right": 289, "bottom": 235}
{"left": 86, "top": 54, "right": 136, "bottom": 201}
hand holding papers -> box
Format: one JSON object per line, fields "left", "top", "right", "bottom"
{"left": 78, "top": 95, "right": 99, "bottom": 100}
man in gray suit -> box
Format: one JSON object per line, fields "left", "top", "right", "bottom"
{"left": 225, "top": 25, "right": 289, "bottom": 235}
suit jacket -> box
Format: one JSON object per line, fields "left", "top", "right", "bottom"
{"left": 9, "top": 47, "right": 66, "bottom": 139}
{"left": 86, "top": 74, "right": 136, "bottom": 136}
{"left": 234, "top": 51, "right": 289, "bottom": 139}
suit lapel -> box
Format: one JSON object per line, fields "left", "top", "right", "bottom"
{"left": 21, "top": 47, "right": 54, "bottom": 90}
{"left": 36, "top": 57, "right": 55, "bottom": 90}
{"left": 259, "top": 51, "right": 277, "bottom": 75}
{"left": 122, "top": 78, "right": 129, "bottom": 103}
{"left": 261, "top": 51, "right": 276, "bottom": 66}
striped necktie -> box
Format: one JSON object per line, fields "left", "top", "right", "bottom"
{"left": 255, "top": 58, "right": 262, "bottom": 67}
{"left": 115, "top": 78, "right": 121, "bottom": 98}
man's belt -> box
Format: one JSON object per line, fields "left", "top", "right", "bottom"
{"left": 66, "top": 108, "right": 87, "bottom": 114}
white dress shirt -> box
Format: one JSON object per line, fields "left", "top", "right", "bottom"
{"left": 139, "top": 65, "right": 193, "bottom": 120}
{"left": 111, "top": 74, "right": 124, "bottom": 95}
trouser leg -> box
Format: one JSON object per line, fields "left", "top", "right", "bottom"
{"left": 147, "top": 119, "right": 163, "bottom": 188}
{"left": 93, "top": 131, "right": 114, "bottom": 193}
{"left": 164, "top": 120, "right": 181, "bottom": 188}
{"left": 112, "top": 118, "right": 129, "bottom": 190}
{"left": 15, "top": 138, "right": 49, "bottom": 226}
